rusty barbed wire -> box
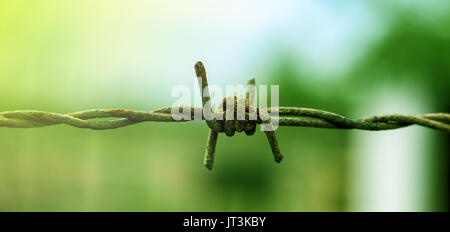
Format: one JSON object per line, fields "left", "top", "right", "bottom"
{"left": 0, "top": 61, "right": 449, "bottom": 170}
{"left": 1, "top": 107, "right": 448, "bottom": 131}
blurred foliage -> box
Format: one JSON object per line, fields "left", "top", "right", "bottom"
{"left": 348, "top": 9, "right": 449, "bottom": 211}
{"left": 0, "top": 1, "right": 448, "bottom": 211}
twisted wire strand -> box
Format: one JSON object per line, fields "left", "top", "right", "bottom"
{"left": 1, "top": 107, "right": 449, "bottom": 132}
{"left": 1, "top": 61, "right": 449, "bottom": 170}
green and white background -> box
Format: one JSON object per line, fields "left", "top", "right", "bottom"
{"left": 0, "top": 0, "right": 448, "bottom": 211}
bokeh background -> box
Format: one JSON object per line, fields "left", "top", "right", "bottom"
{"left": 0, "top": 0, "right": 448, "bottom": 211}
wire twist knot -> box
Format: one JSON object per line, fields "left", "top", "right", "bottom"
{"left": 195, "top": 61, "right": 283, "bottom": 170}
{"left": 211, "top": 96, "right": 257, "bottom": 136}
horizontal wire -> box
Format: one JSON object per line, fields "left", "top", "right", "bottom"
{"left": 4, "top": 62, "right": 447, "bottom": 170}
{"left": 1, "top": 107, "right": 449, "bottom": 132}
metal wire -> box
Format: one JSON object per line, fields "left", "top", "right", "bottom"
{"left": 1, "top": 61, "right": 449, "bottom": 170}
{"left": 1, "top": 107, "right": 448, "bottom": 131}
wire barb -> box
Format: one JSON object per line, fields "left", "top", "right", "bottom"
{"left": 0, "top": 62, "right": 449, "bottom": 170}
{"left": 195, "top": 62, "right": 283, "bottom": 169}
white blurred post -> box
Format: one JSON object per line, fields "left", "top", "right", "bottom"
{"left": 349, "top": 87, "right": 431, "bottom": 211}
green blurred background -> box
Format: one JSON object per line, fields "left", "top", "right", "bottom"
{"left": 0, "top": 0, "right": 448, "bottom": 211}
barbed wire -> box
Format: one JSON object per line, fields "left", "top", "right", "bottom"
{"left": 1, "top": 61, "right": 449, "bottom": 169}
{"left": 1, "top": 107, "right": 449, "bottom": 131}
